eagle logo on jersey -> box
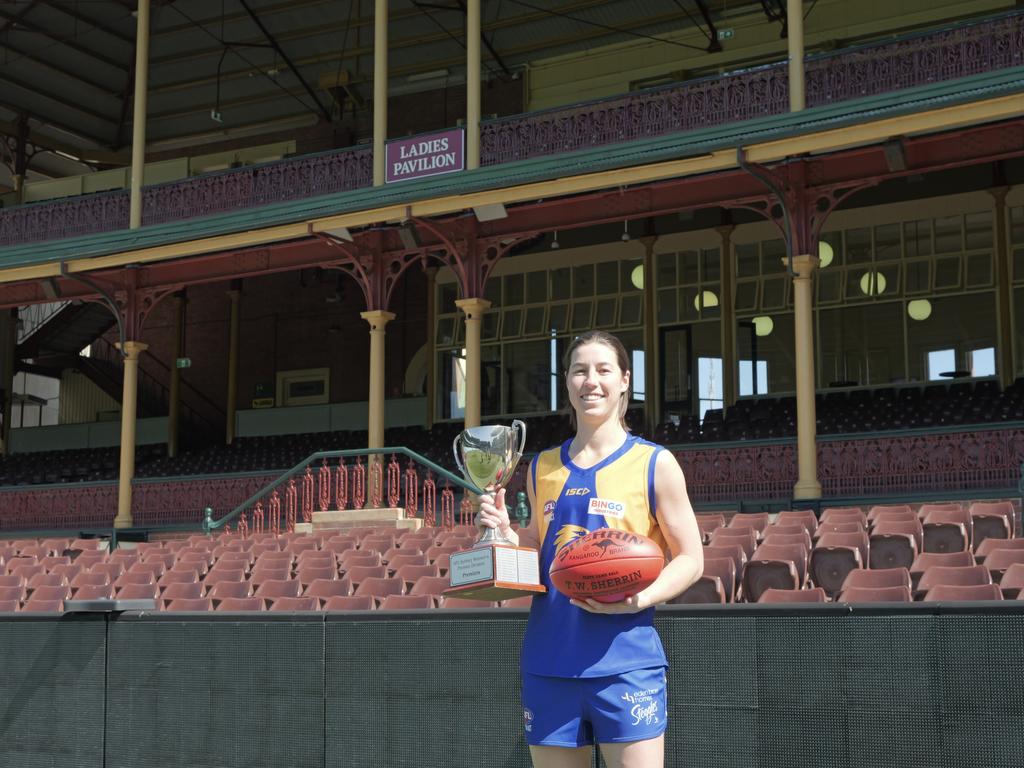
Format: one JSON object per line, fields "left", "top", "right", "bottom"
{"left": 553, "top": 524, "right": 589, "bottom": 553}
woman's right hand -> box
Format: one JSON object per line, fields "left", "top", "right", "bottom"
{"left": 476, "top": 488, "right": 512, "bottom": 539}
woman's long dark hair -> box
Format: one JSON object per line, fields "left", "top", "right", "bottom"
{"left": 562, "top": 331, "right": 632, "bottom": 431}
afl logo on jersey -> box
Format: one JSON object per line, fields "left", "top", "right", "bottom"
{"left": 588, "top": 497, "right": 626, "bottom": 519}
{"left": 543, "top": 500, "right": 556, "bottom": 521}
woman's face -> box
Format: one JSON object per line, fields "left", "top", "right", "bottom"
{"left": 566, "top": 341, "right": 630, "bottom": 425}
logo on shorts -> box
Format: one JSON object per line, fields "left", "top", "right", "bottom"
{"left": 621, "top": 688, "right": 661, "bottom": 727}
{"left": 523, "top": 708, "right": 534, "bottom": 733}
{"left": 543, "top": 500, "right": 556, "bottom": 521}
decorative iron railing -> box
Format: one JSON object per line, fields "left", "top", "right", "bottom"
{"left": 202, "top": 447, "right": 480, "bottom": 536}
{"left": 0, "top": 11, "right": 1020, "bottom": 249}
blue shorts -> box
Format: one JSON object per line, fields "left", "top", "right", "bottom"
{"left": 521, "top": 667, "right": 668, "bottom": 748}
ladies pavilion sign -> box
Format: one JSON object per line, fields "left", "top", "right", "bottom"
{"left": 385, "top": 128, "right": 465, "bottom": 183}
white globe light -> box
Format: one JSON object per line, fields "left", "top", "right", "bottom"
{"left": 859, "top": 270, "right": 887, "bottom": 296}
{"left": 818, "top": 241, "right": 834, "bottom": 269}
{"left": 907, "top": 299, "right": 932, "bottom": 321}
{"left": 630, "top": 265, "right": 644, "bottom": 290}
{"left": 693, "top": 290, "right": 719, "bottom": 311}
{"left": 753, "top": 316, "right": 774, "bottom": 337}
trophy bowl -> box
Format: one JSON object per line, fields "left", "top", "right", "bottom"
{"left": 453, "top": 420, "right": 526, "bottom": 545}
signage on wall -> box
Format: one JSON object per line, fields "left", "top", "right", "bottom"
{"left": 385, "top": 128, "right": 465, "bottom": 184}
{"left": 175, "top": 358, "right": 192, "bottom": 369}
{"left": 252, "top": 398, "right": 275, "bottom": 409}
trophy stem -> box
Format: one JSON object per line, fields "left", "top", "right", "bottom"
{"left": 475, "top": 525, "right": 513, "bottom": 547}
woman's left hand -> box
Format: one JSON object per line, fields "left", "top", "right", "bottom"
{"left": 570, "top": 592, "right": 652, "bottom": 614}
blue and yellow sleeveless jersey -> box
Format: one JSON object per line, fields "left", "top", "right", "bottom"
{"left": 520, "top": 434, "right": 669, "bottom": 678}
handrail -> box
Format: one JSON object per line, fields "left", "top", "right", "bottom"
{"left": 202, "top": 446, "right": 476, "bottom": 533}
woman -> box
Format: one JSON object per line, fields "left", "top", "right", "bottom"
{"left": 478, "top": 330, "right": 704, "bottom": 768}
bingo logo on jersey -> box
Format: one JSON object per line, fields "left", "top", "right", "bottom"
{"left": 588, "top": 497, "right": 625, "bottom": 519}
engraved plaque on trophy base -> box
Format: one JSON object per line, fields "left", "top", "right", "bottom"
{"left": 443, "top": 544, "right": 548, "bottom": 601}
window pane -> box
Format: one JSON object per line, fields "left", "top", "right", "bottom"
{"left": 965, "top": 253, "right": 993, "bottom": 287}
{"left": 761, "top": 239, "right": 786, "bottom": 274}
{"left": 502, "top": 308, "right": 523, "bottom": 337}
{"left": 550, "top": 268, "right": 570, "bottom": 300}
{"left": 657, "top": 252, "right": 676, "bottom": 287}
{"left": 702, "top": 248, "right": 721, "bottom": 283}
{"left": 526, "top": 271, "right": 547, "bottom": 303}
{"left": 738, "top": 360, "right": 769, "bottom": 396}
{"left": 736, "top": 243, "right": 759, "bottom": 277}
{"left": 905, "top": 260, "right": 931, "bottom": 294}
{"left": 735, "top": 281, "right": 758, "bottom": 311}
{"left": 817, "top": 270, "right": 842, "bottom": 303}
{"left": 572, "top": 264, "right": 594, "bottom": 297}
{"left": 927, "top": 349, "right": 956, "bottom": 381}
{"left": 679, "top": 250, "right": 699, "bottom": 284}
{"left": 934, "top": 216, "right": 962, "bottom": 254}
{"left": 934, "top": 257, "right": 961, "bottom": 290}
{"left": 904, "top": 220, "right": 932, "bottom": 257}
{"left": 503, "top": 274, "right": 524, "bottom": 306}
{"left": 523, "top": 306, "right": 546, "bottom": 336}
{"left": 621, "top": 259, "right": 643, "bottom": 292}
{"left": 819, "top": 303, "right": 904, "bottom": 386}
{"left": 570, "top": 301, "right": 593, "bottom": 331}
{"left": 965, "top": 211, "right": 993, "bottom": 250}
{"left": 845, "top": 227, "right": 871, "bottom": 264}
{"left": 482, "top": 311, "right": 500, "bottom": 340}
{"left": 658, "top": 288, "right": 677, "bottom": 324}
{"left": 761, "top": 277, "right": 786, "bottom": 309}
{"left": 596, "top": 261, "right": 618, "bottom": 295}
{"left": 620, "top": 295, "right": 643, "bottom": 326}
{"left": 506, "top": 341, "right": 556, "bottom": 414}
{"left": 481, "top": 345, "right": 501, "bottom": 416}
{"left": 436, "top": 317, "right": 456, "bottom": 346}
{"left": 970, "top": 347, "right": 996, "bottom": 378}
{"left": 679, "top": 286, "right": 699, "bottom": 320}
{"left": 549, "top": 303, "right": 568, "bottom": 332}
{"left": 874, "top": 223, "right": 901, "bottom": 262}
{"left": 594, "top": 298, "right": 616, "bottom": 327}
{"left": 484, "top": 278, "right": 501, "bottom": 305}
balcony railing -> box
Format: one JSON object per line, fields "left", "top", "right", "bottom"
{"left": 0, "top": 11, "right": 1021, "bottom": 250}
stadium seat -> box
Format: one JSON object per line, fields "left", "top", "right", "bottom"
{"left": 157, "top": 570, "right": 200, "bottom": 589}
{"left": 762, "top": 525, "right": 812, "bottom": 549}
{"left": 701, "top": 557, "right": 737, "bottom": 603}
{"left": 409, "top": 576, "right": 451, "bottom": 600}
{"left": 709, "top": 528, "right": 757, "bottom": 559}
{"left": 757, "top": 587, "right": 828, "bottom": 603}
{"left": 40, "top": 555, "right": 71, "bottom": 571}
{"left": 869, "top": 519, "right": 921, "bottom": 570}
{"left": 726, "top": 513, "right": 769, "bottom": 537}
{"left": 998, "top": 563, "right": 1024, "bottom": 599}
{"left": 810, "top": 533, "right": 866, "bottom": 597}
{"left": 296, "top": 565, "right": 338, "bottom": 586}
{"left": 916, "top": 565, "right": 992, "bottom": 598}
{"left": 30, "top": 584, "right": 71, "bottom": 602}
{"left": 867, "top": 505, "right": 915, "bottom": 525}
{"left": 73, "top": 584, "right": 116, "bottom": 600}
{"left": 821, "top": 508, "right": 867, "bottom": 526}
{"left": 114, "top": 571, "right": 156, "bottom": 590}
{"left": 841, "top": 567, "right": 911, "bottom": 592}
{"left": 813, "top": 521, "right": 866, "bottom": 540}
{"left": 116, "top": 583, "right": 160, "bottom": 600}
{"left": 268, "top": 596, "right": 319, "bottom": 611}
{"left": 203, "top": 566, "right": 247, "bottom": 584}
{"left": 922, "top": 509, "right": 972, "bottom": 553}
{"left": 981, "top": 549, "right": 1024, "bottom": 582}
{"left": 285, "top": 538, "right": 320, "bottom": 556}
{"left": 304, "top": 578, "right": 354, "bottom": 606}
{"left": 249, "top": 565, "right": 293, "bottom": 585}
{"left": 20, "top": 598, "right": 64, "bottom": 612}
{"left": 90, "top": 562, "right": 125, "bottom": 582}
{"left": 839, "top": 585, "right": 913, "bottom": 603}
{"left": 27, "top": 573, "right": 68, "bottom": 591}
{"left": 339, "top": 550, "right": 383, "bottom": 568}
{"left": 922, "top": 583, "right": 1003, "bottom": 602}
{"left": 702, "top": 543, "right": 747, "bottom": 578}
{"left": 0, "top": 599, "right": 19, "bottom": 612}
{"left": 741, "top": 543, "right": 806, "bottom": 602}
{"left": 909, "top": 551, "right": 976, "bottom": 591}
{"left": 216, "top": 597, "right": 266, "bottom": 611}
{"left": 322, "top": 595, "right": 375, "bottom": 611}
{"left": 394, "top": 564, "right": 440, "bottom": 589}
{"left": 345, "top": 564, "right": 388, "bottom": 585}
{"left": 11, "top": 563, "right": 45, "bottom": 583}
{"left": 440, "top": 597, "right": 498, "bottom": 608}
{"left": 774, "top": 510, "right": 818, "bottom": 535}
{"left": 165, "top": 598, "right": 214, "bottom": 612}
{"left": 206, "top": 581, "right": 254, "bottom": 601}
{"left": 160, "top": 582, "right": 204, "bottom": 604}
{"left": 0, "top": 585, "right": 26, "bottom": 602}
{"left": 49, "top": 563, "right": 83, "bottom": 582}
{"left": 254, "top": 579, "right": 302, "bottom": 600}
{"left": 696, "top": 516, "right": 724, "bottom": 542}
{"left": 975, "top": 537, "right": 1024, "bottom": 564}
{"left": 968, "top": 501, "right": 1014, "bottom": 549}
{"left": 380, "top": 594, "right": 434, "bottom": 610}
{"left": 917, "top": 502, "right": 965, "bottom": 519}
{"left": 354, "top": 576, "right": 404, "bottom": 606}
{"left": 669, "top": 574, "right": 726, "bottom": 604}
{"left": 386, "top": 553, "right": 430, "bottom": 574}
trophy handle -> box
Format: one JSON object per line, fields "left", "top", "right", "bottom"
{"left": 511, "top": 419, "right": 527, "bottom": 459}
{"left": 452, "top": 432, "right": 467, "bottom": 477}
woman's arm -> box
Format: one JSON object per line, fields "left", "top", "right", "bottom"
{"left": 572, "top": 449, "right": 703, "bottom": 613}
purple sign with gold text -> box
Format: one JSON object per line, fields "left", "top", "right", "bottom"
{"left": 385, "top": 128, "right": 465, "bottom": 184}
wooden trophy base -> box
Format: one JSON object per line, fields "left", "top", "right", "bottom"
{"left": 444, "top": 543, "right": 547, "bottom": 601}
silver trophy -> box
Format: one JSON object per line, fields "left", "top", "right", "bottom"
{"left": 453, "top": 420, "right": 527, "bottom": 547}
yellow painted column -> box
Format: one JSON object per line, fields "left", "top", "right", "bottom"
{"left": 0, "top": 309, "right": 15, "bottom": 456}
{"left": 373, "top": 0, "right": 388, "bottom": 186}
{"left": 791, "top": 254, "right": 821, "bottom": 499}
{"left": 425, "top": 268, "right": 438, "bottom": 429}
{"left": 787, "top": 0, "right": 805, "bottom": 112}
{"left": 455, "top": 297, "right": 491, "bottom": 429}
{"left": 167, "top": 293, "right": 183, "bottom": 458}
{"left": 129, "top": 0, "right": 150, "bottom": 229}
{"left": 991, "top": 187, "right": 1014, "bottom": 388}
{"left": 466, "top": 0, "right": 481, "bottom": 169}
{"left": 640, "top": 237, "right": 658, "bottom": 432}
{"left": 115, "top": 340, "right": 148, "bottom": 528}
{"left": 225, "top": 288, "right": 241, "bottom": 445}
{"left": 718, "top": 225, "right": 737, "bottom": 408}
{"left": 361, "top": 310, "right": 396, "bottom": 450}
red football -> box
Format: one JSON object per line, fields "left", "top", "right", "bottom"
{"left": 549, "top": 528, "right": 665, "bottom": 603}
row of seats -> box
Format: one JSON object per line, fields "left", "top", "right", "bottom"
{"left": 678, "top": 503, "right": 1022, "bottom": 603}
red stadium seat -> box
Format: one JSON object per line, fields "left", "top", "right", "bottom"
{"left": 48, "top": 563, "right": 83, "bottom": 583}
{"left": 917, "top": 565, "right": 992, "bottom": 598}
{"left": 968, "top": 502, "right": 1014, "bottom": 550}
{"left": 869, "top": 519, "right": 921, "bottom": 570}
{"left": 975, "top": 537, "right": 1024, "bottom": 564}
{"left": 441, "top": 596, "right": 498, "bottom": 609}
{"left": 0, "top": 599, "right": 19, "bottom": 612}
{"left": 322, "top": 595, "right": 375, "bottom": 611}
{"left": 981, "top": 549, "right": 1024, "bottom": 582}
{"left": 922, "top": 584, "right": 1003, "bottom": 602}
{"left": 254, "top": 579, "right": 302, "bottom": 600}
{"left": 386, "top": 553, "right": 430, "bottom": 574}
{"left": 304, "top": 578, "right": 354, "bottom": 606}
{"left": 160, "top": 582, "right": 204, "bottom": 605}
{"left": 757, "top": 587, "right": 827, "bottom": 603}
{"left": 395, "top": 564, "right": 441, "bottom": 589}
{"left": 839, "top": 585, "right": 912, "bottom": 603}
{"left": 709, "top": 528, "right": 757, "bottom": 560}
{"left": 72, "top": 571, "right": 111, "bottom": 590}
{"left": 90, "top": 562, "right": 125, "bottom": 582}
{"left": 165, "top": 598, "right": 214, "bottom": 612}
{"left": 810, "top": 533, "right": 866, "bottom": 598}
{"left": 20, "top": 598, "right": 64, "bottom": 612}
{"left": 203, "top": 566, "right": 247, "bottom": 584}
{"left": 741, "top": 543, "right": 807, "bottom": 602}
{"left": 813, "top": 521, "right": 866, "bottom": 540}
{"left": 27, "top": 573, "right": 68, "bottom": 591}
{"left": 910, "top": 551, "right": 975, "bottom": 591}
{"left": 215, "top": 597, "right": 266, "bottom": 611}
{"left": 115, "top": 583, "right": 160, "bottom": 600}
{"left": 702, "top": 543, "right": 747, "bottom": 578}
{"left": 867, "top": 505, "right": 914, "bottom": 525}
{"left": 206, "top": 581, "right": 254, "bottom": 602}
{"left": 409, "top": 576, "right": 451, "bottom": 600}
{"left": 820, "top": 507, "right": 867, "bottom": 527}
{"left": 339, "top": 550, "right": 383, "bottom": 569}
{"left": 268, "top": 596, "right": 319, "bottom": 611}
{"left": 380, "top": 594, "right": 434, "bottom": 610}
{"left": 73, "top": 584, "right": 116, "bottom": 600}
{"left": 696, "top": 516, "right": 724, "bottom": 543}
{"left": 922, "top": 509, "right": 972, "bottom": 553}
{"left": 296, "top": 565, "right": 338, "bottom": 587}
{"left": 354, "top": 576, "right": 404, "bottom": 606}
{"left": 669, "top": 574, "right": 726, "bottom": 604}
{"left": 157, "top": 570, "right": 200, "bottom": 589}
{"left": 726, "top": 513, "right": 769, "bottom": 537}
{"left": 0, "top": 585, "right": 26, "bottom": 602}
{"left": 30, "top": 584, "right": 72, "bottom": 602}
{"left": 774, "top": 510, "right": 818, "bottom": 535}
{"left": 998, "top": 563, "right": 1024, "bottom": 599}
{"left": 345, "top": 564, "right": 388, "bottom": 585}
{"left": 841, "top": 567, "right": 911, "bottom": 592}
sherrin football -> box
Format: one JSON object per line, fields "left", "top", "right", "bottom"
{"left": 550, "top": 528, "right": 665, "bottom": 603}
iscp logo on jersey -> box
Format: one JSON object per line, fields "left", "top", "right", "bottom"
{"left": 565, "top": 487, "right": 590, "bottom": 496}
{"left": 587, "top": 497, "right": 626, "bottom": 519}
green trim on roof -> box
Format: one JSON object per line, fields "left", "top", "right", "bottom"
{"left": 1, "top": 65, "right": 1021, "bottom": 272}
